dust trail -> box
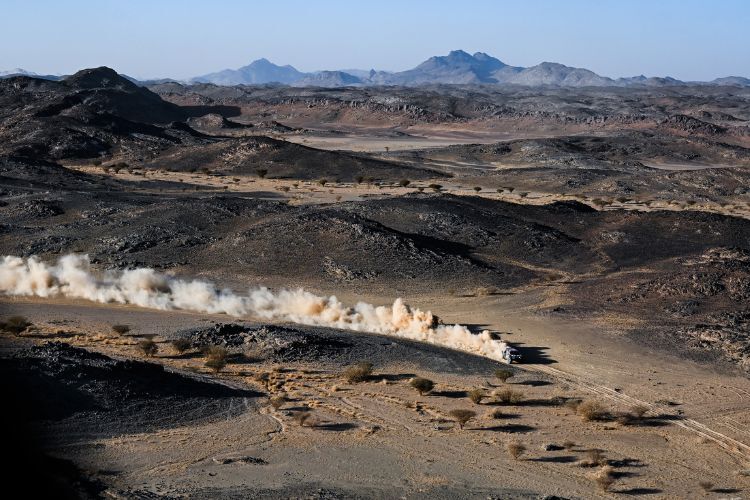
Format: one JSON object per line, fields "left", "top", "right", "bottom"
{"left": 0, "top": 254, "right": 508, "bottom": 361}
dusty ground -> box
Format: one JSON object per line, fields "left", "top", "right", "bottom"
{"left": 2, "top": 295, "right": 749, "bottom": 499}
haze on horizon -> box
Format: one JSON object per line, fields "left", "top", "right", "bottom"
{"left": 1, "top": 0, "right": 748, "bottom": 81}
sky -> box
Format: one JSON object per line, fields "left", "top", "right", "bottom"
{"left": 1, "top": 0, "right": 748, "bottom": 81}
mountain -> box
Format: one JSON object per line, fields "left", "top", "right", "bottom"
{"left": 187, "top": 51, "right": 748, "bottom": 88}
{"left": 193, "top": 58, "right": 305, "bottom": 85}
{"left": 292, "top": 71, "right": 362, "bottom": 87}
{"left": 711, "top": 76, "right": 750, "bottom": 87}
{"left": 0, "top": 68, "right": 60, "bottom": 80}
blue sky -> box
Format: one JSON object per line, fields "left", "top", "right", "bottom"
{"left": 1, "top": 0, "right": 748, "bottom": 80}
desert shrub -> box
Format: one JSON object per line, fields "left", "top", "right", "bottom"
{"left": 564, "top": 399, "right": 582, "bottom": 412}
{"left": 428, "top": 183, "right": 442, "bottom": 192}
{"left": 203, "top": 345, "right": 228, "bottom": 360}
{"left": 495, "top": 387, "right": 524, "bottom": 404}
{"left": 269, "top": 394, "right": 286, "bottom": 410}
{"left": 473, "top": 186, "right": 482, "bottom": 192}
{"left": 201, "top": 167, "right": 211, "bottom": 175}
{"left": 92, "top": 159, "right": 102, "bottom": 166}
{"left": 342, "top": 362, "right": 373, "bottom": 383}
{"left": 171, "top": 338, "right": 192, "bottom": 354}
{"left": 0, "top": 315, "right": 32, "bottom": 335}
{"left": 449, "top": 409, "right": 476, "bottom": 429}
{"left": 294, "top": 410, "right": 314, "bottom": 427}
{"left": 494, "top": 369, "right": 513, "bottom": 383}
{"left": 474, "top": 286, "right": 498, "bottom": 296}
{"left": 355, "top": 175, "right": 364, "bottom": 184}
{"left": 468, "top": 388, "right": 486, "bottom": 405}
{"left": 137, "top": 339, "right": 158, "bottom": 357}
{"left": 698, "top": 481, "right": 713, "bottom": 492}
{"left": 518, "top": 192, "right": 528, "bottom": 198}
{"left": 630, "top": 404, "right": 649, "bottom": 419}
{"left": 577, "top": 400, "right": 608, "bottom": 422}
{"left": 205, "top": 357, "right": 227, "bottom": 373}
{"left": 579, "top": 448, "right": 608, "bottom": 467}
{"left": 593, "top": 466, "right": 616, "bottom": 491}
{"left": 504, "top": 186, "right": 514, "bottom": 193}
{"left": 256, "top": 168, "right": 268, "bottom": 178}
{"left": 279, "top": 185, "right": 290, "bottom": 192}
{"left": 318, "top": 178, "right": 328, "bottom": 186}
{"left": 111, "top": 324, "right": 130, "bottom": 335}
{"left": 489, "top": 408, "right": 504, "bottom": 419}
{"left": 507, "top": 441, "right": 526, "bottom": 460}
{"left": 562, "top": 440, "right": 576, "bottom": 450}
{"left": 497, "top": 188, "right": 504, "bottom": 193}
{"left": 399, "top": 179, "right": 410, "bottom": 187}
{"left": 615, "top": 196, "right": 630, "bottom": 203}
{"left": 410, "top": 377, "right": 434, "bottom": 395}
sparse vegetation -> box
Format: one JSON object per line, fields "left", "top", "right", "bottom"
{"left": 410, "top": 377, "right": 434, "bottom": 395}
{"left": 111, "top": 324, "right": 130, "bottom": 335}
{"left": 489, "top": 408, "right": 504, "bottom": 419}
{"left": 137, "top": 339, "right": 158, "bottom": 357}
{"left": 495, "top": 387, "right": 524, "bottom": 404}
{"left": 399, "top": 179, "right": 410, "bottom": 187}
{"left": 204, "top": 345, "right": 228, "bottom": 373}
{"left": 205, "top": 356, "right": 227, "bottom": 373}
{"left": 294, "top": 410, "right": 315, "bottom": 427}
{"left": 563, "top": 440, "right": 576, "bottom": 450}
{"left": 507, "top": 441, "right": 526, "bottom": 460}
{"left": 171, "top": 338, "right": 192, "bottom": 354}
{"left": 577, "top": 400, "right": 608, "bottom": 421}
{"left": 579, "top": 448, "right": 608, "bottom": 467}
{"left": 698, "top": 480, "right": 713, "bottom": 492}
{"left": 0, "top": 315, "right": 32, "bottom": 335}
{"left": 449, "top": 409, "right": 476, "bottom": 429}
{"left": 269, "top": 394, "right": 286, "bottom": 410}
{"left": 428, "top": 183, "right": 442, "bottom": 192}
{"left": 318, "top": 178, "right": 328, "bottom": 186}
{"left": 355, "top": 175, "right": 364, "bottom": 184}
{"left": 256, "top": 168, "right": 268, "bottom": 178}
{"left": 592, "top": 466, "right": 616, "bottom": 492}
{"left": 343, "top": 361, "right": 373, "bottom": 383}
{"left": 468, "top": 388, "right": 486, "bottom": 404}
{"left": 473, "top": 186, "right": 481, "bottom": 192}
{"left": 494, "top": 369, "right": 513, "bottom": 383}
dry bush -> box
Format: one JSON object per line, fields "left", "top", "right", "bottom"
{"left": 489, "top": 408, "right": 504, "bottom": 419}
{"left": 137, "top": 339, "right": 158, "bottom": 357}
{"left": 256, "top": 168, "right": 268, "bottom": 178}
{"left": 355, "top": 175, "right": 364, "bottom": 184}
{"left": 507, "top": 441, "right": 526, "bottom": 460}
{"left": 579, "top": 448, "right": 608, "bottom": 467}
{"left": 410, "top": 377, "right": 434, "bottom": 395}
{"left": 399, "top": 179, "right": 410, "bottom": 187}
{"left": 342, "top": 362, "right": 373, "bottom": 383}
{"left": 564, "top": 399, "right": 582, "bottom": 411}
{"left": 111, "top": 324, "right": 130, "bottom": 335}
{"left": 269, "top": 395, "right": 286, "bottom": 410}
{"left": 428, "top": 183, "right": 442, "bottom": 192}
{"left": 474, "top": 286, "right": 498, "bottom": 296}
{"left": 495, "top": 387, "right": 524, "bottom": 404}
{"left": 205, "top": 357, "right": 227, "bottom": 373}
{"left": 494, "top": 369, "right": 513, "bottom": 383}
{"left": 473, "top": 186, "right": 482, "bottom": 192}
{"left": 294, "top": 411, "right": 315, "bottom": 427}
{"left": 630, "top": 404, "right": 649, "bottom": 419}
{"left": 468, "top": 388, "right": 486, "bottom": 405}
{"left": 171, "top": 338, "right": 192, "bottom": 354}
{"left": 562, "top": 440, "right": 576, "bottom": 450}
{"left": 698, "top": 481, "right": 713, "bottom": 492}
{"left": 318, "top": 178, "right": 328, "bottom": 186}
{"left": 0, "top": 315, "right": 32, "bottom": 335}
{"left": 577, "top": 400, "right": 608, "bottom": 421}
{"left": 592, "top": 466, "right": 616, "bottom": 492}
{"left": 449, "top": 409, "right": 476, "bottom": 429}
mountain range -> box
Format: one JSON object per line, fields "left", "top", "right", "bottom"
{"left": 4, "top": 50, "right": 750, "bottom": 88}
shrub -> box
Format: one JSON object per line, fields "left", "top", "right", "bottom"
{"left": 507, "top": 441, "right": 526, "bottom": 460}
{"left": 581, "top": 449, "right": 608, "bottom": 467}
{"left": 577, "top": 400, "right": 608, "bottom": 422}
{"left": 494, "top": 369, "right": 513, "bottom": 383}
{"left": 449, "top": 409, "right": 476, "bottom": 429}
{"left": 171, "top": 338, "right": 192, "bottom": 354}
{"left": 495, "top": 388, "right": 524, "bottom": 404}
{"left": 698, "top": 480, "right": 713, "bottom": 492}
{"left": 630, "top": 404, "right": 649, "bottom": 419}
{"left": 204, "top": 345, "right": 228, "bottom": 360}
{"left": 593, "top": 466, "right": 616, "bottom": 492}
{"left": 294, "top": 411, "right": 314, "bottom": 427}
{"left": 504, "top": 186, "right": 514, "bottom": 193}
{"left": 0, "top": 315, "right": 31, "bottom": 335}
{"left": 562, "top": 440, "right": 576, "bottom": 450}
{"left": 489, "top": 408, "right": 504, "bottom": 419}
{"left": 343, "top": 362, "right": 373, "bottom": 383}
{"left": 473, "top": 186, "right": 482, "bottom": 192}
{"left": 256, "top": 168, "right": 268, "bottom": 178}
{"left": 111, "top": 324, "right": 130, "bottom": 335}
{"left": 399, "top": 179, "right": 410, "bottom": 187}
{"left": 269, "top": 394, "right": 286, "bottom": 410}
{"left": 355, "top": 175, "right": 364, "bottom": 184}
{"left": 92, "top": 159, "right": 102, "bottom": 166}
{"left": 564, "top": 399, "right": 582, "bottom": 412}
{"left": 318, "top": 179, "right": 328, "bottom": 186}
{"left": 410, "top": 377, "right": 434, "bottom": 396}
{"left": 205, "top": 357, "right": 227, "bottom": 373}
{"left": 428, "top": 183, "right": 442, "bottom": 192}
{"left": 468, "top": 388, "right": 486, "bottom": 405}
{"left": 137, "top": 339, "right": 158, "bottom": 357}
